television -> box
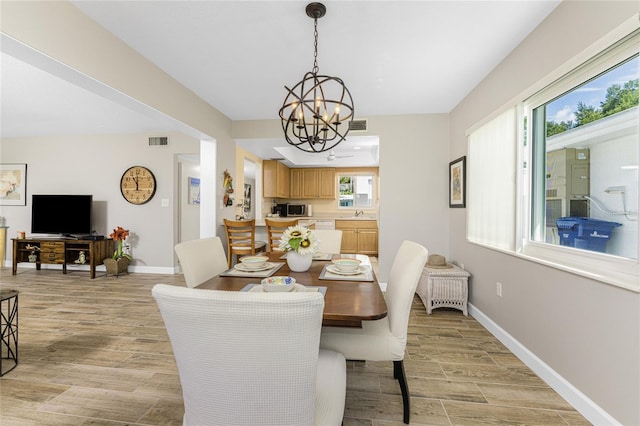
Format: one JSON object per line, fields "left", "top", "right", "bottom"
{"left": 31, "top": 195, "right": 93, "bottom": 237}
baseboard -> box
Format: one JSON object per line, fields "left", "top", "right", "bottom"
{"left": 468, "top": 303, "right": 621, "bottom": 426}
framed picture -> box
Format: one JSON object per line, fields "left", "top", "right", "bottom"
{"left": 449, "top": 156, "right": 466, "bottom": 208}
{"left": 243, "top": 184, "right": 252, "bottom": 211}
{"left": 188, "top": 177, "right": 200, "bottom": 205}
{"left": 0, "top": 163, "right": 27, "bottom": 206}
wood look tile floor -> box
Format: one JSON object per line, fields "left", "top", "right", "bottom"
{"left": 0, "top": 266, "right": 590, "bottom": 425}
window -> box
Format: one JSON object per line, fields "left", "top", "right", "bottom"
{"left": 467, "top": 23, "right": 640, "bottom": 290}
{"left": 525, "top": 34, "right": 638, "bottom": 261}
{"left": 338, "top": 174, "right": 374, "bottom": 208}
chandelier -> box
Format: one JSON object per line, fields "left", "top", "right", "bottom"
{"left": 279, "top": 2, "right": 354, "bottom": 153}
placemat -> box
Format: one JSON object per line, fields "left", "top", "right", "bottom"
{"left": 279, "top": 252, "right": 334, "bottom": 261}
{"left": 319, "top": 264, "right": 374, "bottom": 282}
{"left": 219, "top": 262, "right": 285, "bottom": 278}
{"left": 241, "top": 283, "right": 327, "bottom": 295}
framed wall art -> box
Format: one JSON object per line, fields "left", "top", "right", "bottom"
{"left": 0, "top": 163, "right": 27, "bottom": 206}
{"left": 188, "top": 177, "right": 200, "bottom": 205}
{"left": 449, "top": 156, "right": 466, "bottom": 208}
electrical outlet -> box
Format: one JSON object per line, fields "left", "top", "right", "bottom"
{"left": 496, "top": 282, "right": 503, "bottom": 297}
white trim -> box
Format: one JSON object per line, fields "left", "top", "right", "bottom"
{"left": 469, "top": 303, "right": 623, "bottom": 426}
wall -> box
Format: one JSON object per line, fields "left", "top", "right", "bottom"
{"left": 0, "top": 132, "right": 199, "bottom": 272}
{"left": 233, "top": 114, "right": 450, "bottom": 281}
{"left": 449, "top": 2, "right": 639, "bottom": 424}
{"left": 1, "top": 1, "right": 237, "bottom": 263}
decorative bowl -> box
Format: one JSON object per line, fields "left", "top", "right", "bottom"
{"left": 261, "top": 276, "right": 296, "bottom": 292}
{"left": 332, "top": 258, "right": 361, "bottom": 272}
{"left": 240, "top": 255, "right": 269, "bottom": 269}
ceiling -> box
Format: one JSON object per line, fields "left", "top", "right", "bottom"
{"left": 1, "top": 1, "right": 560, "bottom": 167}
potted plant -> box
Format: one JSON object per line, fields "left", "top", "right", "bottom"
{"left": 278, "top": 225, "right": 318, "bottom": 272}
{"left": 104, "top": 226, "right": 132, "bottom": 276}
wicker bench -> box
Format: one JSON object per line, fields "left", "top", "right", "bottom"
{"left": 416, "top": 264, "right": 470, "bottom": 316}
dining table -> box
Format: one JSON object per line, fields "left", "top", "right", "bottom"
{"left": 195, "top": 251, "right": 388, "bottom": 328}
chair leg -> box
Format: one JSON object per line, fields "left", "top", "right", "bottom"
{"left": 393, "top": 360, "right": 410, "bottom": 424}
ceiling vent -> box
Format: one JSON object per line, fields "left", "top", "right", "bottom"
{"left": 348, "top": 119, "right": 368, "bottom": 132}
{"left": 149, "top": 136, "right": 168, "bottom": 146}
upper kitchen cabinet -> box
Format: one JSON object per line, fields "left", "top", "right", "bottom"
{"left": 290, "top": 168, "right": 336, "bottom": 199}
{"left": 263, "top": 160, "right": 290, "bottom": 198}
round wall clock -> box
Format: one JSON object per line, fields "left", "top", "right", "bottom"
{"left": 120, "top": 166, "right": 157, "bottom": 205}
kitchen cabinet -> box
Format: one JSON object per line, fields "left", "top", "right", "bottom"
{"left": 263, "top": 160, "right": 290, "bottom": 198}
{"left": 335, "top": 220, "right": 378, "bottom": 255}
{"left": 290, "top": 168, "right": 303, "bottom": 198}
{"left": 290, "top": 167, "right": 336, "bottom": 199}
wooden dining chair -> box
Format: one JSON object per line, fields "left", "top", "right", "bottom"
{"left": 313, "top": 229, "right": 343, "bottom": 254}
{"left": 152, "top": 284, "right": 347, "bottom": 425}
{"left": 265, "top": 218, "right": 299, "bottom": 251}
{"left": 319, "top": 240, "right": 429, "bottom": 424}
{"left": 223, "top": 219, "right": 267, "bottom": 268}
{"left": 174, "top": 237, "right": 227, "bottom": 288}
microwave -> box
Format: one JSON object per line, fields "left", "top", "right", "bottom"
{"left": 286, "top": 204, "right": 306, "bottom": 217}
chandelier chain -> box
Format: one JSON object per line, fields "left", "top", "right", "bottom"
{"left": 312, "top": 17, "right": 319, "bottom": 74}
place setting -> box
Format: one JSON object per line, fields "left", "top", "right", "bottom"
{"left": 219, "top": 255, "right": 284, "bottom": 278}
{"left": 240, "top": 276, "right": 327, "bottom": 295}
{"left": 319, "top": 258, "right": 374, "bottom": 282}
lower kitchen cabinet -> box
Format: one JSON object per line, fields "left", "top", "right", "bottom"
{"left": 335, "top": 220, "right": 378, "bottom": 256}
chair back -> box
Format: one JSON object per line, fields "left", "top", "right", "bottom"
{"left": 385, "top": 240, "right": 428, "bottom": 341}
{"left": 265, "top": 218, "right": 299, "bottom": 251}
{"left": 153, "top": 284, "right": 324, "bottom": 426}
{"left": 313, "top": 229, "right": 343, "bottom": 254}
{"left": 223, "top": 219, "right": 266, "bottom": 267}
{"left": 174, "top": 237, "right": 228, "bottom": 288}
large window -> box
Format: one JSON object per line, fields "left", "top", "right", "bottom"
{"left": 338, "top": 174, "right": 374, "bottom": 208}
{"left": 467, "top": 24, "right": 639, "bottom": 290}
{"left": 526, "top": 35, "right": 638, "bottom": 261}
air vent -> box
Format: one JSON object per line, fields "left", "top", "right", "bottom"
{"left": 546, "top": 189, "right": 558, "bottom": 198}
{"left": 149, "top": 137, "right": 168, "bottom": 146}
{"left": 348, "top": 119, "right": 368, "bottom": 132}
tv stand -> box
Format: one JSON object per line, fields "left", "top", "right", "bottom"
{"left": 12, "top": 238, "right": 115, "bottom": 279}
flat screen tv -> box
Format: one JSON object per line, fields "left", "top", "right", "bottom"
{"left": 31, "top": 195, "right": 93, "bottom": 237}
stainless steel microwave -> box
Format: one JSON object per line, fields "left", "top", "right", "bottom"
{"left": 286, "top": 204, "right": 306, "bottom": 217}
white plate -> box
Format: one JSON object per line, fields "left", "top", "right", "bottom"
{"left": 234, "top": 262, "right": 275, "bottom": 272}
{"left": 326, "top": 265, "right": 366, "bottom": 276}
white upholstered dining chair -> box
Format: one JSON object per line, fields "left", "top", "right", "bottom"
{"left": 174, "top": 237, "right": 228, "bottom": 288}
{"left": 313, "top": 229, "right": 343, "bottom": 254}
{"left": 319, "top": 240, "right": 428, "bottom": 424}
{"left": 152, "top": 284, "right": 346, "bottom": 426}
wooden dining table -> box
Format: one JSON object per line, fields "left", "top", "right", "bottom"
{"left": 195, "top": 251, "right": 388, "bottom": 327}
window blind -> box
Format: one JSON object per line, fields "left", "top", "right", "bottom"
{"left": 467, "top": 108, "right": 517, "bottom": 251}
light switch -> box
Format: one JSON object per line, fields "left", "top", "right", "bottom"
{"left": 161, "top": 199, "right": 169, "bottom": 207}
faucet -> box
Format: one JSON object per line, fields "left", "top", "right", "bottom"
{"left": 355, "top": 210, "right": 364, "bottom": 217}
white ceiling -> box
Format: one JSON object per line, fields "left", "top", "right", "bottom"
{"left": 1, "top": 0, "right": 560, "bottom": 166}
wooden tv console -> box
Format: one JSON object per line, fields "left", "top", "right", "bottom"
{"left": 12, "top": 238, "right": 114, "bottom": 279}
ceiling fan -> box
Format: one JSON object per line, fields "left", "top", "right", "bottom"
{"left": 327, "top": 150, "right": 354, "bottom": 161}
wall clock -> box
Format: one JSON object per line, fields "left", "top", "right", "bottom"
{"left": 120, "top": 166, "right": 157, "bottom": 205}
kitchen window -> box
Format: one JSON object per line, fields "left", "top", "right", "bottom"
{"left": 338, "top": 174, "right": 374, "bottom": 208}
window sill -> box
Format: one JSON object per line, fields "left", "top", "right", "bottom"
{"left": 519, "top": 242, "right": 640, "bottom": 293}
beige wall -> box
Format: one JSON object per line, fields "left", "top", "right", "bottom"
{"left": 0, "top": 1, "right": 237, "bottom": 269}
{"left": 233, "top": 114, "right": 450, "bottom": 281}
{"left": 449, "top": 2, "right": 639, "bottom": 424}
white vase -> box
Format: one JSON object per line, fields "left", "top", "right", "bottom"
{"left": 287, "top": 251, "right": 313, "bottom": 272}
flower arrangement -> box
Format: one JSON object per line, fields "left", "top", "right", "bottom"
{"left": 109, "top": 226, "right": 132, "bottom": 260}
{"left": 278, "top": 225, "right": 318, "bottom": 255}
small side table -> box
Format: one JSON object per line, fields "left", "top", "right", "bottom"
{"left": 1, "top": 289, "right": 19, "bottom": 376}
{"left": 416, "top": 264, "right": 470, "bottom": 316}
